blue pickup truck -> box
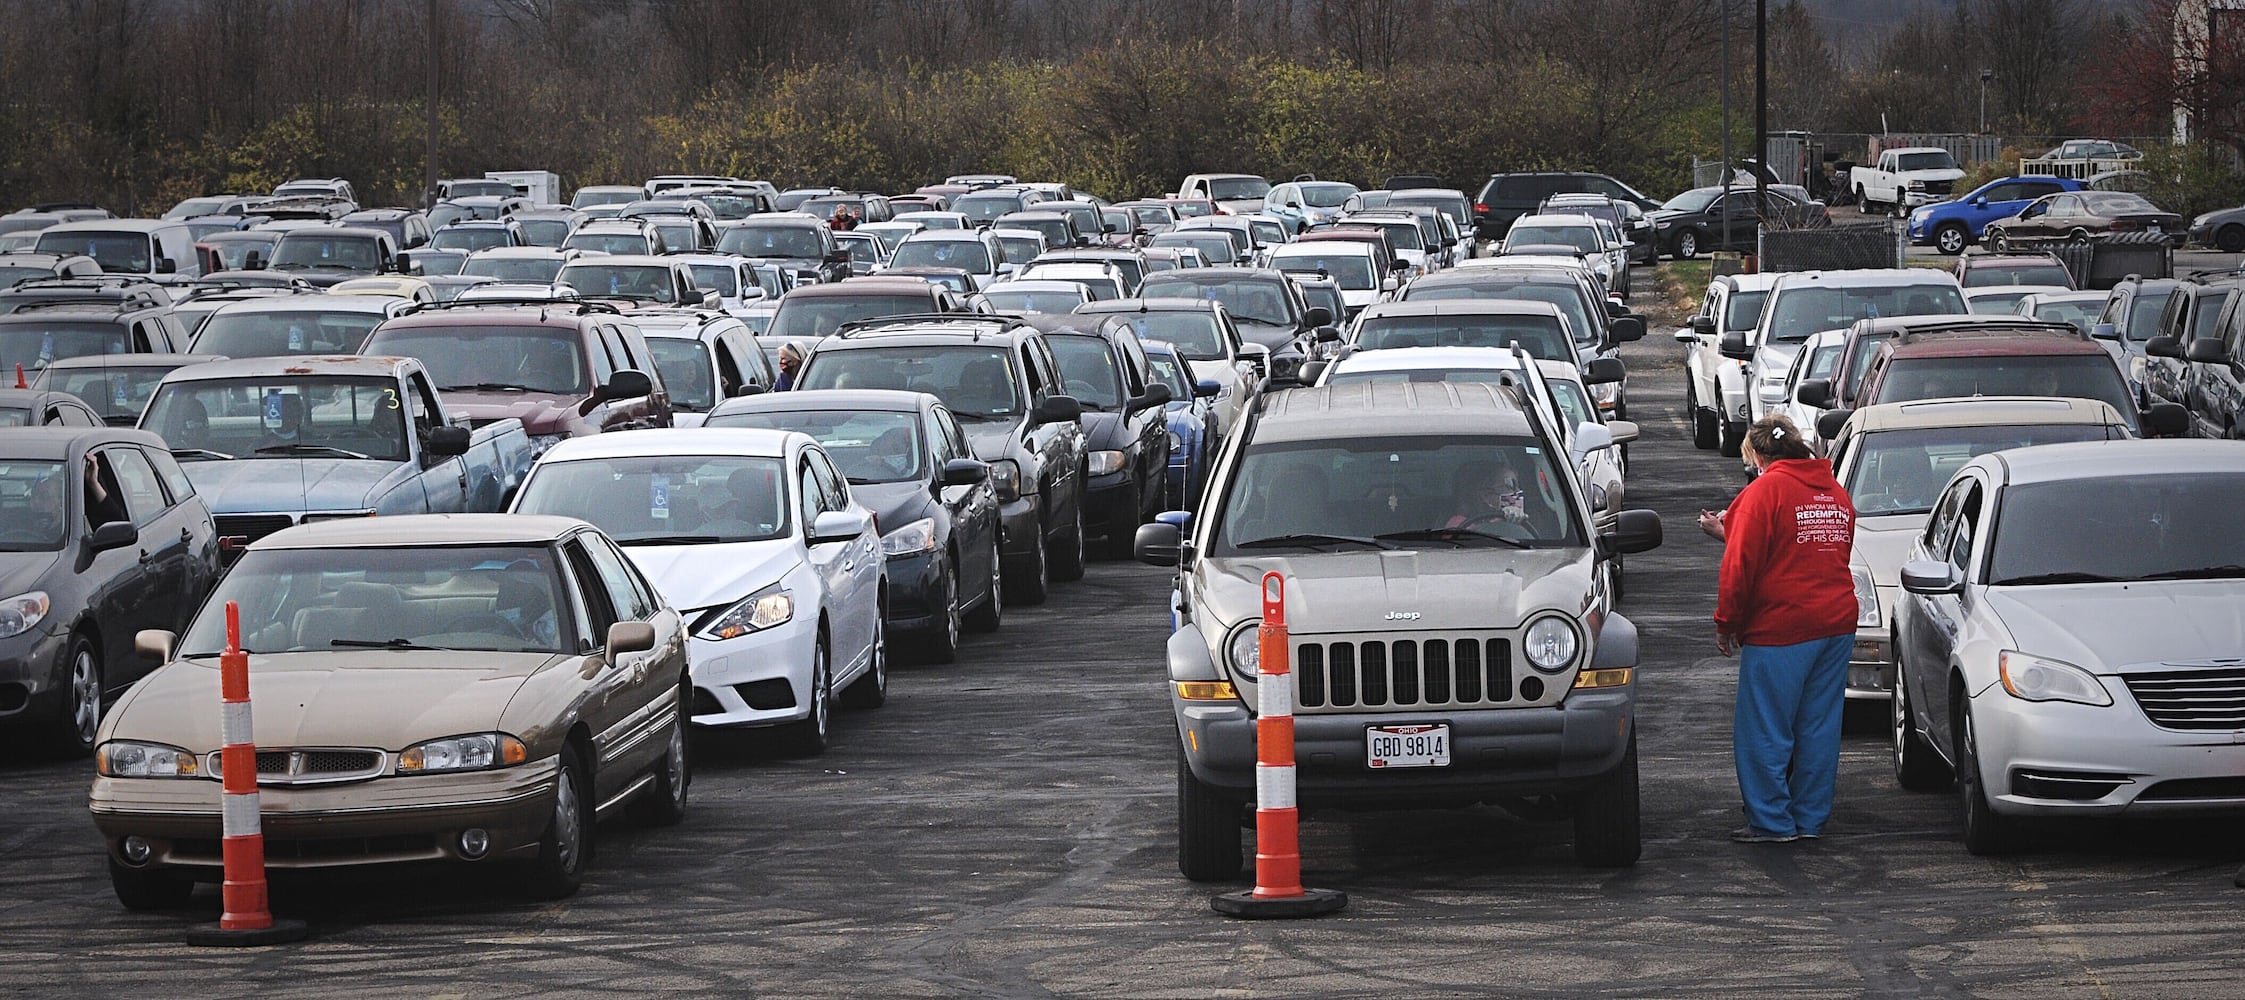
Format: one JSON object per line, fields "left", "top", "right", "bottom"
{"left": 1907, "top": 176, "right": 2085, "bottom": 255}
{"left": 137, "top": 356, "right": 534, "bottom": 551}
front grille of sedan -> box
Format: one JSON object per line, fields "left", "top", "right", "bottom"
{"left": 213, "top": 513, "right": 296, "bottom": 545}
{"left": 1292, "top": 633, "right": 1514, "bottom": 713}
{"left": 208, "top": 747, "right": 387, "bottom": 785}
{"left": 2124, "top": 668, "right": 2245, "bottom": 730}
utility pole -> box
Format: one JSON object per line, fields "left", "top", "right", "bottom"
{"left": 1721, "top": 0, "right": 1732, "bottom": 242}
{"left": 425, "top": 0, "right": 439, "bottom": 209}
{"left": 1754, "top": 0, "right": 1768, "bottom": 264}
{"left": 1979, "top": 68, "right": 1993, "bottom": 134}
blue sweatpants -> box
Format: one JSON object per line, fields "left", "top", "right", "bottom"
{"left": 1734, "top": 634, "right": 1851, "bottom": 837}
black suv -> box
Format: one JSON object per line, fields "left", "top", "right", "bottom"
{"left": 1474, "top": 172, "right": 1659, "bottom": 241}
{"left": 2145, "top": 271, "right": 2245, "bottom": 438}
{"left": 794, "top": 314, "right": 1087, "bottom": 604}
{"left": 1021, "top": 313, "right": 1173, "bottom": 556}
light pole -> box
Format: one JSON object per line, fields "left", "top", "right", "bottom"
{"left": 1979, "top": 68, "right": 1993, "bottom": 134}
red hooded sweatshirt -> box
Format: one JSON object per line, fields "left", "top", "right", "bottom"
{"left": 1715, "top": 457, "right": 1858, "bottom": 647}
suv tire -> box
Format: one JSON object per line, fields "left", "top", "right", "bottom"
{"left": 1689, "top": 386, "right": 1719, "bottom": 451}
{"left": 1049, "top": 487, "right": 1088, "bottom": 583}
{"left": 1571, "top": 732, "right": 1641, "bottom": 868}
{"left": 1718, "top": 418, "right": 1745, "bottom": 458}
{"left": 1934, "top": 222, "right": 1970, "bottom": 255}
{"left": 1004, "top": 514, "right": 1049, "bottom": 606}
{"left": 1177, "top": 746, "right": 1244, "bottom": 882}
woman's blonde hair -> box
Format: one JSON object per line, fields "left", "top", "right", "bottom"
{"left": 1746, "top": 413, "right": 1814, "bottom": 462}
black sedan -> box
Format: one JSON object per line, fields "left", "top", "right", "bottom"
{"left": 1026, "top": 315, "right": 1174, "bottom": 557}
{"left": 706, "top": 389, "right": 1002, "bottom": 663}
{"left": 0, "top": 428, "right": 220, "bottom": 753}
{"left": 1986, "top": 191, "right": 2187, "bottom": 250}
{"left": 1647, "top": 186, "right": 1821, "bottom": 259}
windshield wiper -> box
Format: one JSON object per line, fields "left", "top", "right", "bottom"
{"left": 1993, "top": 572, "right": 2126, "bottom": 586}
{"left": 1375, "top": 527, "right": 1532, "bottom": 549}
{"left": 254, "top": 443, "right": 371, "bottom": 459}
{"left": 331, "top": 638, "right": 455, "bottom": 651}
{"left": 620, "top": 535, "right": 727, "bottom": 546}
{"left": 170, "top": 446, "right": 235, "bottom": 461}
{"left": 951, "top": 411, "right": 1013, "bottom": 423}
{"left": 2138, "top": 565, "right": 2245, "bottom": 581}
{"left": 440, "top": 382, "right": 529, "bottom": 393}
{"left": 1235, "top": 532, "right": 1396, "bottom": 551}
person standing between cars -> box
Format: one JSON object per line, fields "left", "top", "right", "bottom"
{"left": 1711, "top": 413, "right": 1857, "bottom": 844}
{"left": 775, "top": 341, "right": 804, "bottom": 391}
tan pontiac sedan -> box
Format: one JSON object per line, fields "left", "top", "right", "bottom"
{"left": 89, "top": 514, "right": 690, "bottom": 907}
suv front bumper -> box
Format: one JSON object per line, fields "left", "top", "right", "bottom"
{"left": 1175, "top": 687, "right": 1634, "bottom": 809}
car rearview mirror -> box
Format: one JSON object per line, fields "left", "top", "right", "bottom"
{"left": 1690, "top": 315, "right": 1717, "bottom": 337}
{"left": 1816, "top": 408, "right": 1852, "bottom": 441}
{"left": 1193, "top": 379, "right": 1222, "bottom": 398}
{"left": 600, "top": 369, "right": 654, "bottom": 400}
{"left": 1606, "top": 420, "right": 1639, "bottom": 445}
{"left": 1572, "top": 423, "right": 1614, "bottom": 456}
{"left": 2144, "top": 401, "right": 2190, "bottom": 437}
{"left": 2145, "top": 335, "right": 2184, "bottom": 359}
{"left": 1303, "top": 306, "right": 1333, "bottom": 327}
{"left": 154, "top": 257, "right": 176, "bottom": 274}
{"left": 2090, "top": 322, "right": 2118, "bottom": 341}
{"left": 1133, "top": 520, "right": 1183, "bottom": 566}
{"left": 1296, "top": 360, "right": 1327, "bottom": 385}
{"left": 1313, "top": 325, "right": 1341, "bottom": 343}
{"left": 825, "top": 249, "right": 850, "bottom": 263}
{"left": 1129, "top": 383, "right": 1173, "bottom": 412}
{"left": 134, "top": 629, "right": 175, "bottom": 662}
{"left": 808, "top": 509, "right": 871, "bottom": 544}
{"left": 1582, "top": 357, "right": 1626, "bottom": 385}
{"left": 425, "top": 424, "right": 471, "bottom": 457}
{"left": 1718, "top": 330, "right": 1754, "bottom": 361}
{"left": 1032, "top": 394, "right": 1082, "bottom": 425}
{"left": 1610, "top": 316, "right": 1646, "bottom": 342}
{"left": 941, "top": 458, "right": 988, "bottom": 486}
{"left": 1597, "top": 509, "right": 1662, "bottom": 559}
{"left": 1795, "top": 379, "right": 1834, "bottom": 409}
{"left": 734, "top": 383, "right": 766, "bottom": 396}
{"left": 2186, "top": 338, "right": 2230, "bottom": 364}
{"left": 606, "top": 621, "right": 656, "bottom": 655}
{"left": 1899, "top": 559, "right": 1961, "bottom": 595}
{"left": 86, "top": 520, "right": 137, "bottom": 553}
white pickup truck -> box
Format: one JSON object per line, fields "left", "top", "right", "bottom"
{"left": 1850, "top": 147, "right": 1965, "bottom": 216}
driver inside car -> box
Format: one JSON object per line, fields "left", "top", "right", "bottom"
{"left": 1445, "top": 461, "right": 1529, "bottom": 530}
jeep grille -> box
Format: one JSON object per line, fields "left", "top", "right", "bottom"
{"left": 1293, "top": 633, "right": 1514, "bottom": 712}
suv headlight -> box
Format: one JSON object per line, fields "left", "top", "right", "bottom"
{"left": 1088, "top": 450, "right": 1126, "bottom": 476}
{"left": 0, "top": 591, "right": 50, "bottom": 640}
{"left": 989, "top": 459, "right": 1021, "bottom": 502}
{"left": 1852, "top": 564, "right": 1881, "bottom": 628}
{"left": 1523, "top": 615, "right": 1580, "bottom": 673}
{"left": 1998, "top": 652, "right": 2111, "bottom": 706}
{"left": 398, "top": 733, "right": 529, "bottom": 774}
{"left": 881, "top": 517, "right": 937, "bottom": 557}
{"left": 97, "top": 741, "right": 200, "bottom": 778}
{"left": 698, "top": 584, "right": 794, "bottom": 640}
{"left": 1226, "top": 620, "right": 1262, "bottom": 676}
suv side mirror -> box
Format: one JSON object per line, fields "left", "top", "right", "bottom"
{"left": 2186, "top": 338, "right": 2231, "bottom": 364}
{"left": 1972, "top": 196, "right": 1989, "bottom": 208}
{"left": 941, "top": 458, "right": 988, "bottom": 486}
{"left": 1303, "top": 306, "right": 1333, "bottom": 327}
{"left": 1193, "top": 378, "right": 1222, "bottom": 398}
{"left": 1609, "top": 316, "right": 1647, "bottom": 343}
{"left": 1582, "top": 357, "right": 1626, "bottom": 385}
{"left": 2090, "top": 322, "right": 2118, "bottom": 341}
{"left": 1312, "top": 325, "right": 1341, "bottom": 343}
{"left": 86, "top": 519, "right": 138, "bottom": 553}
{"left": 1689, "top": 315, "right": 1717, "bottom": 337}
{"left": 734, "top": 382, "right": 766, "bottom": 397}
{"left": 154, "top": 257, "right": 177, "bottom": 275}
{"left": 600, "top": 369, "right": 654, "bottom": 401}
{"left": 1133, "top": 520, "right": 1183, "bottom": 566}
{"left": 1129, "top": 382, "right": 1173, "bottom": 412}
{"left": 1718, "top": 330, "right": 1754, "bottom": 360}
{"left": 1816, "top": 408, "right": 1852, "bottom": 441}
{"left": 1899, "top": 559, "right": 1961, "bottom": 596}
{"left": 1795, "top": 379, "right": 1834, "bottom": 409}
{"left": 135, "top": 629, "right": 175, "bottom": 662}
{"left": 1597, "top": 509, "right": 1662, "bottom": 558}
{"left": 825, "top": 249, "right": 850, "bottom": 263}
{"left": 2145, "top": 335, "right": 2184, "bottom": 359}
{"left": 1032, "top": 394, "right": 1082, "bottom": 425}
{"left": 1295, "top": 360, "right": 1327, "bottom": 385}
{"left": 243, "top": 251, "right": 264, "bottom": 270}
{"left": 1606, "top": 420, "right": 1639, "bottom": 445}
{"left": 425, "top": 424, "right": 471, "bottom": 457}
{"left": 2144, "top": 401, "right": 2190, "bottom": 437}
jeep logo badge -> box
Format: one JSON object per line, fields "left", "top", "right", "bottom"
{"left": 1385, "top": 611, "right": 1421, "bottom": 621}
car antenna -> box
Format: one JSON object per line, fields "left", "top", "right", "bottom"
{"left": 13, "top": 363, "right": 23, "bottom": 388}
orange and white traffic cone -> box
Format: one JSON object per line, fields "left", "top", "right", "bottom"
{"left": 186, "top": 601, "right": 307, "bottom": 946}
{"left": 1213, "top": 572, "right": 1347, "bottom": 919}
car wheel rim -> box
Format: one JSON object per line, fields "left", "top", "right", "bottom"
{"left": 1890, "top": 677, "right": 1908, "bottom": 763}
{"left": 1938, "top": 229, "right": 1962, "bottom": 253}
{"left": 70, "top": 647, "right": 99, "bottom": 745}
{"left": 1680, "top": 233, "right": 1695, "bottom": 256}
{"left": 872, "top": 617, "right": 888, "bottom": 695}
{"left": 666, "top": 710, "right": 686, "bottom": 801}
{"left": 943, "top": 571, "right": 960, "bottom": 648}
{"left": 990, "top": 539, "right": 1002, "bottom": 604}
{"left": 814, "top": 648, "right": 830, "bottom": 738}
{"left": 553, "top": 767, "right": 583, "bottom": 873}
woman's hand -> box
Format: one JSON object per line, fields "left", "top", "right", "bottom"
{"left": 1716, "top": 631, "right": 1740, "bottom": 657}
{"left": 1697, "top": 508, "right": 1726, "bottom": 540}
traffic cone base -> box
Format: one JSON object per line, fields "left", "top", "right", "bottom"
{"left": 1212, "top": 886, "right": 1348, "bottom": 919}
{"left": 184, "top": 917, "right": 308, "bottom": 947}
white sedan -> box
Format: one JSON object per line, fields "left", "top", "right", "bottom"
{"left": 510, "top": 428, "right": 887, "bottom": 754}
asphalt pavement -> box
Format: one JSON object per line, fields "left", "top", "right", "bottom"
{"left": 5, "top": 288, "right": 2245, "bottom": 998}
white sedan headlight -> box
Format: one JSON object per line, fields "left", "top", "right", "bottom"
{"left": 1088, "top": 450, "right": 1127, "bottom": 476}
{"left": 1998, "top": 651, "right": 2112, "bottom": 707}
{"left": 698, "top": 584, "right": 794, "bottom": 640}
{"left": 1852, "top": 564, "right": 1881, "bottom": 627}
{"left": 97, "top": 741, "right": 200, "bottom": 778}
{"left": 881, "top": 517, "right": 937, "bottom": 557}
{"left": 398, "top": 733, "right": 528, "bottom": 774}
{"left": 0, "top": 591, "right": 49, "bottom": 640}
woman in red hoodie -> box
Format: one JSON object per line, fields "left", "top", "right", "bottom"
{"left": 1709, "top": 414, "right": 1857, "bottom": 844}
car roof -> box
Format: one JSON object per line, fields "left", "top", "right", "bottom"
{"left": 160, "top": 355, "right": 412, "bottom": 380}
{"left": 1963, "top": 285, "right": 2071, "bottom": 300}
{"left": 469, "top": 246, "right": 573, "bottom": 260}
{"left": 38, "top": 352, "right": 225, "bottom": 370}
{"left": 0, "top": 425, "right": 165, "bottom": 458}
{"left": 1270, "top": 242, "right": 1374, "bottom": 257}
{"left": 1257, "top": 381, "right": 1533, "bottom": 442}
{"left": 787, "top": 279, "right": 937, "bottom": 298}
{"left": 1959, "top": 253, "right": 2064, "bottom": 267}
{"left": 540, "top": 427, "right": 801, "bottom": 463}
{"left": 42, "top": 220, "right": 176, "bottom": 234}
{"left": 984, "top": 280, "right": 1085, "bottom": 294}
{"left": 1848, "top": 396, "right": 2129, "bottom": 433}
{"left": 2017, "top": 290, "right": 2107, "bottom": 305}
{"left": 1885, "top": 334, "right": 2110, "bottom": 359}
{"left": 1357, "top": 299, "right": 1565, "bottom": 319}
{"left": 207, "top": 293, "right": 401, "bottom": 316}
{"left": 1771, "top": 269, "right": 1964, "bottom": 290}
{"left": 278, "top": 226, "right": 387, "bottom": 241}
{"left": 561, "top": 254, "right": 672, "bottom": 267}
{"left": 1510, "top": 214, "right": 1599, "bottom": 228}
{"left": 1979, "top": 439, "right": 2245, "bottom": 486}
{"left": 252, "top": 512, "right": 590, "bottom": 551}
{"left": 899, "top": 230, "right": 988, "bottom": 242}
{"left": 1076, "top": 297, "right": 1219, "bottom": 314}
{"left": 1331, "top": 346, "right": 1535, "bottom": 373}
{"left": 1711, "top": 272, "right": 1786, "bottom": 292}
{"left": 709, "top": 388, "right": 930, "bottom": 418}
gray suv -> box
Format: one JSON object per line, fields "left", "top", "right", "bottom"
{"left": 1135, "top": 381, "right": 1662, "bottom": 878}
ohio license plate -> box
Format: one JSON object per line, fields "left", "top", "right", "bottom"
{"left": 1366, "top": 724, "right": 1451, "bottom": 769}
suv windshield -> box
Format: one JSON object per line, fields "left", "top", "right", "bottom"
{"left": 1138, "top": 276, "right": 1293, "bottom": 327}
{"left": 0, "top": 460, "right": 68, "bottom": 550}
{"left": 559, "top": 264, "right": 679, "bottom": 303}
{"left": 431, "top": 228, "right": 510, "bottom": 252}
{"left": 565, "top": 233, "right": 651, "bottom": 256}
{"left": 768, "top": 295, "right": 929, "bottom": 338}
{"left": 798, "top": 344, "right": 1020, "bottom": 420}
{"left": 1507, "top": 225, "right": 1599, "bottom": 253}
{"left": 643, "top": 337, "right": 715, "bottom": 411}
{"left": 366, "top": 325, "right": 588, "bottom": 395}
{"left": 1764, "top": 284, "right": 1967, "bottom": 341}
{"left": 1353, "top": 315, "right": 1571, "bottom": 359}
{"left": 0, "top": 320, "right": 130, "bottom": 371}
{"left": 1215, "top": 435, "right": 1579, "bottom": 552}
{"left": 982, "top": 288, "right": 1082, "bottom": 314}
{"left": 719, "top": 226, "right": 824, "bottom": 259}
{"left": 1099, "top": 311, "right": 1225, "bottom": 360}
{"left": 1845, "top": 424, "right": 2115, "bottom": 517}
{"left": 953, "top": 194, "right": 1026, "bottom": 224}
{"left": 1273, "top": 254, "right": 1375, "bottom": 290}
{"left": 1724, "top": 290, "right": 1769, "bottom": 332}
{"left": 1989, "top": 473, "right": 2245, "bottom": 585}
{"left": 516, "top": 454, "right": 790, "bottom": 545}
{"left": 142, "top": 375, "right": 411, "bottom": 463}
{"left": 1047, "top": 335, "right": 1123, "bottom": 409}
{"left": 1872, "top": 355, "right": 2137, "bottom": 429}
{"left": 687, "top": 265, "right": 740, "bottom": 296}
{"left": 1960, "top": 263, "right": 2068, "bottom": 289}
{"left": 193, "top": 309, "right": 383, "bottom": 357}
{"left": 707, "top": 409, "right": 925, "bottom": 485}
{"left": 891, "top": 240, "right": 990, "bottom": 272}
{"left": 180, "top": 545, "right": 572, "bottom": 655}
{"left": 272, "top": 236, "right": 382, "bottom": 271}
{"left": 463, "top": 257, "right": 566, "bottom": 283}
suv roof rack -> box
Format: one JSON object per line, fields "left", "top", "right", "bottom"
{"left": 7, "top": 275, "right": 163, "bottom": 291}
{"left": 835, "top": 313, "right": 1023, "bottom": 339}
{"left": 399, "top": 298, "right": 621, "bottom": 316}
{"left": 2183, "top": 266, "right": 2245, "bottom": 283}
{"left": 1893, "top": 320, "right": 2086, "bottom": 344}
{"left": 5, "top": 298, "right": 146, "bottom": 316}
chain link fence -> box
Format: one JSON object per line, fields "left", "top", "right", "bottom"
{"left": 1757, "top": 222, "right": 1904, "bottom": 272}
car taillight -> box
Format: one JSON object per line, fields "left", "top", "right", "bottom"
{"left": 1473, "top": 203, "right": 1489, "bottom": 213}
{"left": 2109, "top": 219, "right": 2139, "bottom": 231}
